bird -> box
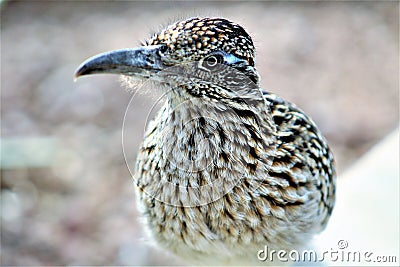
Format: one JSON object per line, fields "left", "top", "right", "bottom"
{"left": 75, "top": 17, "right": 336, "bottom": 265}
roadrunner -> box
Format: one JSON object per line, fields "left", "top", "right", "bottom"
{"left": 76, "top": 17, "right": 336, "bottom": 265}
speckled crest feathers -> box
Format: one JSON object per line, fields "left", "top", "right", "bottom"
{"left": 145, "top": 17, "right": 255, "bottom": 66}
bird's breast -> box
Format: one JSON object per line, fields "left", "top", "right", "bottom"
{"left": 134, "top": 101, "right": 276, "bottom": 207}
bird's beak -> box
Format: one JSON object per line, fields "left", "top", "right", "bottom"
{"left": 75, "top": 45, "right": 164, "bottom": 79}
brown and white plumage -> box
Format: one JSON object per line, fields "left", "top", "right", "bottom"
{"left": 76, "top": 17, "right": 336, "bottom": 265}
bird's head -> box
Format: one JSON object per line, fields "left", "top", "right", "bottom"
{"left": 76, "top": 17, "right": 261, "bottom": 103}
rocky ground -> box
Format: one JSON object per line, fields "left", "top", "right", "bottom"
{"left": 1, "top": 1, "right": 398, "bottom": 265}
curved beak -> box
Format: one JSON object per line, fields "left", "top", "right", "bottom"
{"left": 75, "top": 45, "right": 165, "bottom": 79}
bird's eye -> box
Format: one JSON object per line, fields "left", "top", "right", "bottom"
{"left": 202, "top": 54, "right": 224, "bottom": 70}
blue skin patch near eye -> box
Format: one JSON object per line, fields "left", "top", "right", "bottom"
{"left": 224, "top": 53, "right": 243, "bottom": 64}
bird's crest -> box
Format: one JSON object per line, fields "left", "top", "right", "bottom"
{"left": 145, "top": 17, "right": 255, "bottom": 66}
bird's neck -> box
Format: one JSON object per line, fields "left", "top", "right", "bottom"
{"left": 162, "top": 95, "right": 277, "bottom": 159}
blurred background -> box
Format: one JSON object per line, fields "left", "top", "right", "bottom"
{"left": 1, "top": 1, "right": 398, "bottom": 265}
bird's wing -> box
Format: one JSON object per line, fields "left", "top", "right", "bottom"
{"left": 261, "top": 90, "right": 336, "bottom": 230}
